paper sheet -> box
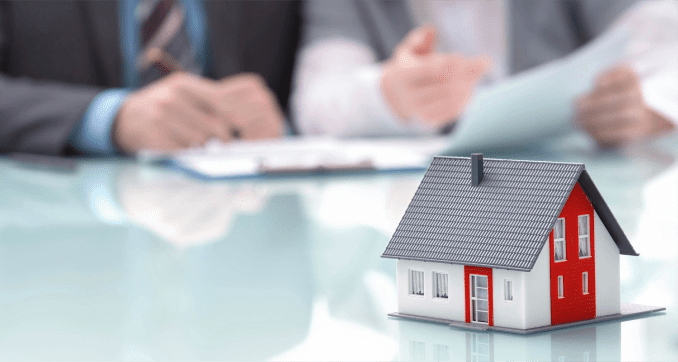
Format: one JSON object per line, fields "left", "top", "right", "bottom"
{"left": 445, "top": 26, "right": 632, "bottom": 154}
{"left": 141, "top": 137, "right": 450, "bottom": 179}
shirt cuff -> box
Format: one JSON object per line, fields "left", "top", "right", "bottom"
{"left": 68, "top": 89, "right": 131, "bottom": 155}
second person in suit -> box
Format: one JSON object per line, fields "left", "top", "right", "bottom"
{"left": 292, "top": 0, "right": 677, "bottom": 148}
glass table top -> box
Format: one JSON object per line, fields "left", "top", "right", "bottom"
{"left": 1, "top": 135, "right": 677, "bottom": 360}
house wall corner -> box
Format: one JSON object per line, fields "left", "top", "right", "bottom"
{"left": 594, "top": 210, "right": 621, "bottom": 316}
{"left": 523, "top": 245, "right": 552, "bottom": 329}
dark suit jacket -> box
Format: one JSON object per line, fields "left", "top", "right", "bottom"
{"left": 0, "top": 0, "right": 301, "bottom": 155}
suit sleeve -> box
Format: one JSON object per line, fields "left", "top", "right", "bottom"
{"left": 0, "top": 8, "right": 104, "bottom": 155}
{"left": 0, "top": 75, "right": 105, "bottom": 155}
{"left": 301, "top": 0, "right": 372, "bottom": 49}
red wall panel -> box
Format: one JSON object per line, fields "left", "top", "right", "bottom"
{"left": 549, "top": 182, "right": 596, "bottom": 325}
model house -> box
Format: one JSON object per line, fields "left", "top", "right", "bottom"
{"left": 382, "top": 154, "right": 642, "bottom": 332}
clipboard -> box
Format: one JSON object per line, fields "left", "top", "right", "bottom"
{"left": 139, "top": 137, "right": 449, "bottom": 180}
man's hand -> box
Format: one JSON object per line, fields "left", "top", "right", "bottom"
{"left": 209, "top": 73, "right": 285, "bottom": 141}
{"left": 576, "top": 65, "right": 675, "bottom": 148}
{"left": 381, "top": 26, "right": 489, "bottom": 127}
{"left": 113, "top": 72, "right": 284, "bottom": 153}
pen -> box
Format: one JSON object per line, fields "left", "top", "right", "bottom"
{"left": 139, "top": 47, "right": 185, "bottom": 75}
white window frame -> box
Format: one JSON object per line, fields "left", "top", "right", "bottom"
{"left": 582, "top": 272, "right": 589, "bottom": 295}
{"left": 470, "top": 274, "right": 490, "bottom": 324}
{"left": 558, "top": 276, "right": 564, "bottom": 299}
{"left": 504, "top": 279, "right": 513, "bottom": 302}
{"left": 432, "top": 271, "right": 449, "bottom": 299}
{"left": 578, "top": 214, "right": 591, "bottom": 258}
{"left": 554, "top": 218, "right": 566, "bottom": 262}
{"left": 408, "top": 269, "right": 425, "bottom": 296}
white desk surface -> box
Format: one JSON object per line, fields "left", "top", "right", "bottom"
{"left": 1, "top": 135, "right": 677, "bottom": 360}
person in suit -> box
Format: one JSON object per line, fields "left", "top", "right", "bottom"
{"left": 0, "top": 0, "right": 300, "bottom": 155}
{"left": 292, "top": 0, "right": 677, "bottom": 148}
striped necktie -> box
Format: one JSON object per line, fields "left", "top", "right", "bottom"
{"left": 136, "top": 0, "right": 200, "bottom": 86}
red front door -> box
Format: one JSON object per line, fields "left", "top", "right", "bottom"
{"left": 465, "top": 266, "right": 493, "bottom": 326}
{"left": 550, "top": 182, "right": 596, "bottom": 325}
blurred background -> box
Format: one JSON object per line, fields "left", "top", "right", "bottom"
{"left": 0, "top": 0, "right": 677, "bottom": 360}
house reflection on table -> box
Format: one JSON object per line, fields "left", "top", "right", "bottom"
{"left": 397, "top": 318, "right": 621, "bottom": 361}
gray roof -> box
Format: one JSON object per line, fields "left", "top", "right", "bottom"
{"left": 382, "top": 156, "right": 638, "bottom": 271}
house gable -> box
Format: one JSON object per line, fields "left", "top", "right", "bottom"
{"left": 549, "top": 182, "right": 596, "bottom": 325}
{"left": 577, "top": 170, "right": 637, "bottom": 256}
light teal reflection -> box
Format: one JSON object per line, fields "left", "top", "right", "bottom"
{"left": 0, "top": 160, "right": 316, "bottom": 360}
{"left": 115, "top": 164, "right": 276, "bottom": 246}
{"left": 117, "top": 193, "right": 315, "bottom": 360}
{"left": 396, "top": 318, "right": 622, "bottom": 361}
{"left": 1, "top": 133, "right": 678, "bottom": 360}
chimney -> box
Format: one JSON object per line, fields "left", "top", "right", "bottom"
{"left": 471, "top": 153, "right": 483, "bottom": 186}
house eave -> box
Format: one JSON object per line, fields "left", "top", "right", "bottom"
{"left": 380, "top": 254, "right": 533, "bottom": 272}
{"left": 578, "top": 170, "right": 639, "bottom": 256}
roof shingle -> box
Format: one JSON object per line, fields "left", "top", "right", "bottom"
{"left": 382, "top": 156, "right": 637, "bottom": 271}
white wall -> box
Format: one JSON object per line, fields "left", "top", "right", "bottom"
{"left": 523, "top": 245, "right": 552, "bottom": 329}
{"left": 594, "top": 210, "right": 621, "bottom": 316}
{"left": 397, "top": 251, "right": 552, "bottom": 329}
{"left": 492, "top": 268, "right": 526, "bottom": 329}
{"left": 396, "top": 259, "right": 465, "bottom": 322}
{"left": 395, "top": 210, "right": 621, "bottom": 329}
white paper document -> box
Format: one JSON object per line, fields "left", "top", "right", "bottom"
{"left": 445, "top": 26, "right": 631, "bottom": 154}
{"left": 139, "top": 137, "right": 449, "bottom": 179}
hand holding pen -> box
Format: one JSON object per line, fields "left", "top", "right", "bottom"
{"left": 112, "top": 48, "right": 285, "bottom": 153}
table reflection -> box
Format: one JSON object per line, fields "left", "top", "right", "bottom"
{"left": 397, "top": 318, "right": 622, "bottom": 361}
{"left": 116, "top": 165, "right": 273, "bottom": 246}
{"left": 0, "top": 134, "right": 677, "bottom": 360}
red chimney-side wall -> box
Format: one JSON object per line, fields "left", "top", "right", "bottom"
{"left": 549, "top": 182, "right": 596, "bottom": 325}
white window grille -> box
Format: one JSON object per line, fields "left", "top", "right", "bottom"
{"left": 433, "top": 272, "right": 448, "bottom": 298}
{"left": 578, "top": 214, "right": 591, "bottom": 257}
{"left": 554, "top": 218, "right": 566, "bottom": 261}
{"left": 409, "top": 270, "right": 424, "bottom": 296}
{"left": 582, "top": 272, "right": 589, "bottom": 294}
{"left": 558, "top": 276, "right": 564, "bottom": 298}
{"left": 504, "top": 279, "right": 513, "bottom": 301}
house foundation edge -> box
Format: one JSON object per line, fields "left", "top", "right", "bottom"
{"left": 387, "top": 303, "right": 665, "bottom": 335}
